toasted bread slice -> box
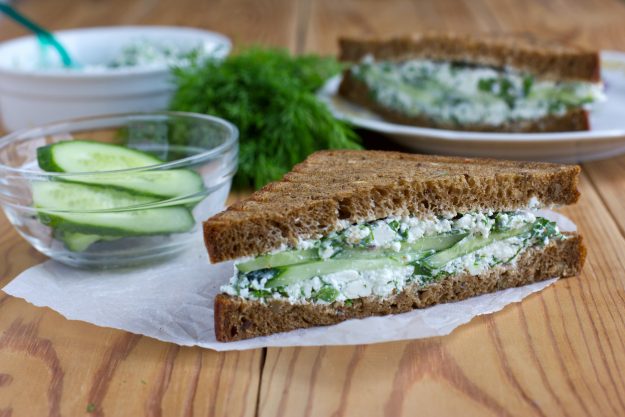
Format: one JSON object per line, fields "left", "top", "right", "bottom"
{"left": 215, "top": 233, "right": 585, "bottom": 342}
{"left": 204, "top": 151, "right": 580, "bottom": 263}
{"left": 338, "top": 32, "right": 600, "bottom": 82}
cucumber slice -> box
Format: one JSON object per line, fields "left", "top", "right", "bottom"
{"left": 37, "top": 140, "right": 204, "bottom": 198}
{"left": 399, "top": 233, "right": 468, "bottom": 253}
{"left": 33, "top": 181, "right": 195, "bottom": 236}
{"left": 422, "top": 224, "right": 532, "bottom": 270}
{"left": 38, "top": 140, "right": 162, "bottom": 172}
{"left": 334, "top": 233, "right": 469, "bottom": 262}
{"left": 237, "top": 232, "right": 468, "bottom": 274}
{"left": 57, "top": 231, "right": 119, "bottom": 252}
{"left": 65, "top": 170, "right": 205, "bottom": 199}
{"left": 236, "top": 249, "right": 318, "bottom": 273}
{"left": 266, "top": 258, "right": 403, "bottom": 288}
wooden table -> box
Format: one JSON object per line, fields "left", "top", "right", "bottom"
{"left": 2, "top": 0, "right": 625, "bottom": 415}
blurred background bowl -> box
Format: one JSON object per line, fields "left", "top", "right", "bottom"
{"left": 0, "top": 112, "right": 238, "bottom": 268}
{"left": 0, "top": 26, "right": 231, "bottom": 131}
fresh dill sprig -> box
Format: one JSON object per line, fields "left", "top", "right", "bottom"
{"left": 170, "top": 47, "right": 361, "bottom": 189}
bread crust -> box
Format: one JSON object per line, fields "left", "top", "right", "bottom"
{"left": 204, "top": 150, "right": 581, "bottom": 263}
{"left": 338, "top": 33, "right": 601, "bottom": 82}
{"left": 214, "top": 234, "right": 585, "bottom": 342}
{"left": 338, "top": 70, "right": 591, "bottom": 133}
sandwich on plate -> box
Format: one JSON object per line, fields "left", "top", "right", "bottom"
{"left": 337, "top": 32, "right": 603, "bottom": 132}
{"left": 205, "top": 151, "right": 586, "bottom": 342}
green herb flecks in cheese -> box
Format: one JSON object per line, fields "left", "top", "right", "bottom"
{"left": 350, "top": 58, "right": 604, "bottom": 126}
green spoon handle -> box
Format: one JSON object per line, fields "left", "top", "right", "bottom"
{"left": 0, "top": 4, "right": 73, "bottom": 67}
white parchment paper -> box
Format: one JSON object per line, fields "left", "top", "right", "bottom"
{"left": 2, "top": 210, "right": 575, "bottom": 351}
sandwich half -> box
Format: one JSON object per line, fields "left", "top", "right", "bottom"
{"left": 205, "top": 151, "right": 586, "bottom": 342}
{"left": 337, "top": 32, "right": 603, "bottom": 132}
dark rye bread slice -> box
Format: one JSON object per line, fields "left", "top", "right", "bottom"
{"left": 215, "top": 233, "right": 586, "bottom": 342}
{"left": 203, "top": 150, "right": 580, "bottom": 263}
{"left": 338, "top": 32, "right": 601, "bottom": 82}
{"left": 338, "top": 71, "right": 590, "bottom": 133}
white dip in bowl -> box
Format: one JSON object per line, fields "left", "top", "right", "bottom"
{"left": 0, "top": 26, "right": 231, "bottom": 131}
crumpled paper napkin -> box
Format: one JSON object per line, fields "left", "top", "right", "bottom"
{"left": 2, "top": 210, "right": 574, "bottom": 351}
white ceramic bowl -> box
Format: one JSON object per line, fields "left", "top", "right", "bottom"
{"left": 0, "top": 26, "right": 231, "bottom": 131}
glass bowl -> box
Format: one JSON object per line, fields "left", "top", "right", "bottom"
{"left": 0, "top": 112, "right": 237, "bottom": 268}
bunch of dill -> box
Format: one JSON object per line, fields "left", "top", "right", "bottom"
{"left": 169, "top": 47, "right": 361, "bottom": 189}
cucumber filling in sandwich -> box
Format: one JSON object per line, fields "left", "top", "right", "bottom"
{"left": 350, "top": 58, "right": 604, "bottom": 126}
{"left": 222, "top": 210, "right": 563, "bottom": 304}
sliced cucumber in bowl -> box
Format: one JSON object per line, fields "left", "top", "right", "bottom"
{"left": 33, "top": 140, "right": 206, "bottom": 252}
{"left": 38, "top": 140, "right": 205, "bottom": 198}
{"left": 38, "top": 140, "right": 163, "bottom": 172}
{"left": 33, "top": 181, "right": 195, "bottom": 237}
{"left": 55, "top": 231, "right": 119, "bottom": 252}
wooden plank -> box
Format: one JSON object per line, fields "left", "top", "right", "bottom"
{"left": 583, "top": 156, "right": 625, "bottom": 236}
{"left": 0, "top": 293, "right": 262, "bottom": 417}
{"left": 302, "top": 0, "right": 625, "bottom": 54}
{"left": 0, "top": 0, "right": 301, "bottom": 415}
{"left": 258, "top": 175, "right": 625, "bottom": 417}
{"left": 1, "top": 0, "right": 299, "bottom": 50}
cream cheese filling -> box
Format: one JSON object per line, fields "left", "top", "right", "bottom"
{"left": 221, "top": 209, "right": 562, "bottom": 304}
{"left": 351, "top": 57, "right": 604, "bottom": 126}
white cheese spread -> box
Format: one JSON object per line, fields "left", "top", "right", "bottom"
{"left": 351, "top": 58, "right": 604, "bottom": 126}
{"left": 222, "top": 210, "right": 561, "bottom": 304}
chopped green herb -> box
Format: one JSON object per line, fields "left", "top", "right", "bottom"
{"left": 86, "top": 403, "right": 96, "bottom": 413}
{"left": 388, "top": 220, "right": 400, "bottom": 232}
{"left": 522, "top": 75, "right": 534, "bottom": 96}
{"left": 250, "top": 289, "right": 273, "bottom": 299}
{"left": 315, "top": 286, "right": 340, "bottom": 302}
{"left": 478, "top": 78, "right": 497, "bottom": 93}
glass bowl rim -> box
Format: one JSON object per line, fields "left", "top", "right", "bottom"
{"left": 0, "top": 111, "right": 239, "bottom": 177}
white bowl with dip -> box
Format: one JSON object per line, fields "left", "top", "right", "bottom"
{"left": 0, "top": 26, "right": 231, "bottom": 131}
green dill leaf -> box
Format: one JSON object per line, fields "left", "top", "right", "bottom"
{"left": 251, "top": 289, "right": 273, "bottom": 299}
{"left": 315, "top": 285, "right": 339, "bottom": 302}
{"left": 169, "top": 47, "right": 361, "bottom": 189}
{"left": 411, "top": 260, "right": 434, "bottom": 277}
{"left": 478, "top": 78, "right": 497, "bottom": 92}
{"left": 388, "top": 220, "right": 400, "bottom": 233}
{"left": 522, "top": 75, "right": 534, "bottom": 96}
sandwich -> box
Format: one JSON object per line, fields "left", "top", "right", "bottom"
{"left": 337, "top": 33, "right": 603, "bottom": 132}
{"left": 204, "top": 150, "right": 586, "bottom": 342}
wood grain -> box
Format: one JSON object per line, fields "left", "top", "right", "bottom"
{"left": 3, "top": 0, "right": 300, "bottom": 50}
{"left": 583, "top": 156, "right": 625, "bottom": 235}
{"left": 0, "top": 296, "right": 263, "bottom": 417}
{"left": 2, "top": 0, "right": 625, "bottom": 416}
{"left": 302, "top": 0, "right": 625, "bottom": 53}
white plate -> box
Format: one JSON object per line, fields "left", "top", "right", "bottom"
{"left": 318, "top": 51, "right": 625, "bottom": 163}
